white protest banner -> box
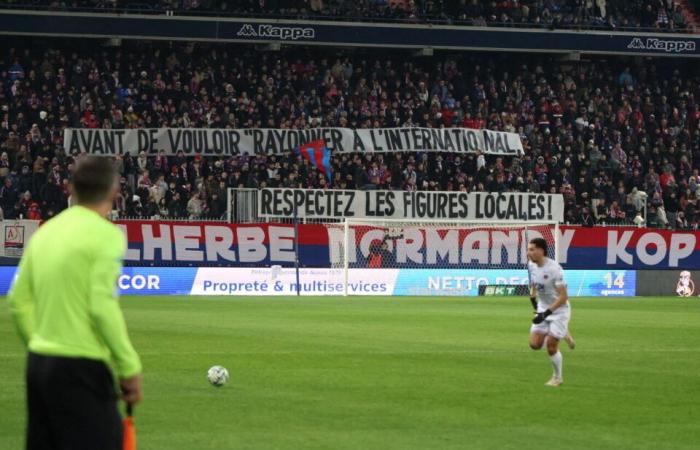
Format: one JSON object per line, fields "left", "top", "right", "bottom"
{"left": 63, "top": 127, "right": 524, "bottom": 156}
{"left": 258, "top": 189, "right": 564, "bottom": 222}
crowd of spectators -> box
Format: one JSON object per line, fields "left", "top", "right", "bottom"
{"left": 0, "top": 39, "right": 699, "bottom": 228}
{"left": 2, "top": 0, "right": 691, "bottom": 32}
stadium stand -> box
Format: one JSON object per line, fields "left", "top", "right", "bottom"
{"left": 0, "top": 39, "right": 699, "bottom": 227}
{"left": 0, "top": 0, "right": 693, "bottom": 32}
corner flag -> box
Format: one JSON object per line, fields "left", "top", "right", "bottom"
{"left": 123, "top": 404, "right": 136, "bottom": 450}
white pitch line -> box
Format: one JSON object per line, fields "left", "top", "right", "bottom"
{"left": 1, "top": 349, "right": 698, "bottom": 358}
{"left": 134, "top": 348, "right": 700, "bottom": 356}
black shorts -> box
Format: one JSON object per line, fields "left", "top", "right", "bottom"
{"left": 26, "top": 352, "right": 122, "bottom": 450}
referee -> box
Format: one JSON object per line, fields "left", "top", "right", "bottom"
{"left": 8, "top": 156, "right": 142, "bottom": 450}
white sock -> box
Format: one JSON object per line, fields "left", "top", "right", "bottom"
{"left": 549, "top": 351, "right": 563, "bottom": 379}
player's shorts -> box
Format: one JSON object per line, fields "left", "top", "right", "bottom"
{"left": 26, "top": 352, "right": 122, "bottom": 450}
{"left": 530, "top": 313, "right": 570, "bottom": 340}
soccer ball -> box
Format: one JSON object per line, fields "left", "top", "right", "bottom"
{"left": 206, "top": 365, "right": 229, "bottom": 387}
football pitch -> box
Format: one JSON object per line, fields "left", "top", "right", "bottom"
{"left": 1, "top": 295, "right": 699, "bottom": 449}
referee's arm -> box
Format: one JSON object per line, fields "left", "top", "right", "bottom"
{"left": 8, "top": 243, "right": 35, "bottom": 346}
{"left": 90, "top": 230, "right": 142, "bottom": 379}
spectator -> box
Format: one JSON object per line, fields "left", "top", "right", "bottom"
{"left": 0, "top": 39, "right": 698, "bottom": 225}
{"left": 0, "top": 152, "right": 13, "bottom": 178}
{"left": 579, "top": 208, "right": 595, "bottom": 227}
{"left": 657, "top": 204, "right": 669, "bottom": 228}
{"left": 627, "top": 188, "right": 646, "bottom": 213}
{"left": 157, "top": 197, "right": 169, "bottom": 218}
{"left": 595, "top": 198, "right": 609, "bottom": 223}
{"left": 633, "top": 211, "right": 645, "bottom": 227}
{"left": 676, "top": 211, "right": 688, "bottom": 229}
{"left": 609, "top": 201, "right": 626, "bottom": 223}
{"left": 187, "top": 191, "right": 204, "bottom": 218}
{"left": 0, "top": 178, "right": 19, "bottom": 218}
{"left": 169, "top": 192, "right": 185, "bottom": 217}
{"left": 136, "top": 151, "right": 149, "bottom": 174}
{"left": 208, "top": 192, "right": 226, "bottom": 219}
{"left": 0, "top": 0, "right": 689, "bottom": 31}
{"left": 150, "top": 174, "right": 168, "bottom": 204}
{"left": 664, "top": 191, "right": 679, "bottom": 228}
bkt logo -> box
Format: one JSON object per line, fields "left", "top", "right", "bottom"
{"left": 237, "top": 24, "right": 315, "bottom": 40}
{"left": 627, "top": 37, "right": 696, "bottom": 53}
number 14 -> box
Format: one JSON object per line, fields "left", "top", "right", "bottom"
{"left": 604, "top": 272, "right": 625, "bottom": 289}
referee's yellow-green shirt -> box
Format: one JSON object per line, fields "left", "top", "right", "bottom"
{"left": 8, "top": 205, "right": 142, "bottom": 378}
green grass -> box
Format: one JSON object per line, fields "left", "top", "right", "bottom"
{"left": 1, "top": 296, "right": 699, "bottom": 449}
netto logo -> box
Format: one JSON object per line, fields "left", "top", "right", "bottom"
{"left": 627, "top": 37, "right": 696, "bottom": 53}
{"left": 237, "top": 24, "right": 315, "bottom": 40}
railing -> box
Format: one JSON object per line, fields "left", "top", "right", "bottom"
{"left": 116, "top": 215, "right": 228, "bottom": 223}
{"left": 112, "top": 215, "right": 700, "bottom": 231}
{"left": 0, "top": 2, "right": 693, "bottom": 34}
{"left": 227, "top": 188, "right": 259, "bottom": 224}
{"left": 111, "top": 214, "right": 700, "bottom": 232}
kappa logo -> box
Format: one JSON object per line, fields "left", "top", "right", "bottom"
{"left": 627, "top": 37, "right": 696, "bottom": 53}
{"left": 627, "top": 38, "right": 645, "bottom": 50}
{"left": 237, "top": 24, "right": 258, "bottom": 37}
{"left": 237, "top": 24, "right": 315, "bottom": 41}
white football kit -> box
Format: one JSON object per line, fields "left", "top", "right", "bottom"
{"left": 529, "top": 257, "right": 570, "bottom": 340}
